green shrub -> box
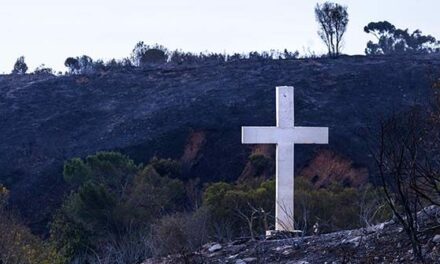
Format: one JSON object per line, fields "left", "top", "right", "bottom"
{"left": 130, "top": 42, "right": 168, "bottom": 66}
{"left": 149, "top": 156, "right": 182, "bottom": 179}
{"left": 203, "top": 180, "right": 275, "bottom": 239}
{"left": 151, "top": 208, "right": 209, "bottom": 256}
{"left": 203, "top": 177, "right": 391, "bottom": 239}
{"left": 51, "top": 152, "right": 186, "bottom": 261}
{"left": 63, "top": 151, "right": 140, "bottom": 189}
{"left": 294, "top": 177, "right": 391, "bottom": 233}
{"left": 249, "top": 154, "right": 273, "bottom": 175}
{"left": 0, "top": 185, "right": 64, "bottom": 264}
{"left": 50, "top": 207, "right": 91, "bottom": 262}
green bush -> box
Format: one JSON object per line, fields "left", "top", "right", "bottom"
{"left": 203, "top": 180, "right": 275, "bottom": 239}
{"left": 0, "top": 185, "right": 64, "bottom": 264}
{"left": 51, "top": 152, "right": 186, "bottom": 262}
{"left": 149, "top": 156, "right": 182, "bottom": 179}
{"left": 294, "top": 177, "right": 391, "bottom": 233}
{"left": 49, "top": 206, "right": 91, "bottom": 262}
{"left": 249, "top": 154, "right": 273, "bottom": 176}
{"left": 49, "top": 151, "right": 392, "bottom": 260}
{"left": 130, "top": 42, "right": 168, "bottom": 66}
{"left": 203, "top": 177, "right": 390, "bottom": 239}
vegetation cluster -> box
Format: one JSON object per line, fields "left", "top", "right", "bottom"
{"left": 7, "top": 2, "right": 440, "bottom": 76}
{"left": 0, "top": 149, "right": 393, "bottom": 263}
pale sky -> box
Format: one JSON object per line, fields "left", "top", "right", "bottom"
{"left": 1, "top": 0, "right": 439, "bottom": 73}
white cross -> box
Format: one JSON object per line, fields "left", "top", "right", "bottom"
{"left": 241, "top": 86, "right": 328, "bottom": 232}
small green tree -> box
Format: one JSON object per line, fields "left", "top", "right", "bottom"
{"left": 364, "top": 21, "right": 440, "bottom": 55}
{"left": 131, "top": 41, "right": 168, "bottom": 66}
{"left": 64, "top": 57, "right": 80, "bottom": 74}
{"left": 34, "top": 64, "right": 54, "bottom": 75}
{"left": 64, "top": 55, "right": 96, "bottom": 74}
{"left": 12, "top": 56, "right": 28, "bottom": 74}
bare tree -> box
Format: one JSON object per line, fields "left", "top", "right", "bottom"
{"left": 373, "top": 109, "right": 440, "bottom": 262}
{"left": 358, "top": 185, "right": 389, "bottom": 227}
{"left": 315, "top": 2, "right": 349, "bottom": 57}
{"left": 185, "top": 178, "right": 202, "bottom": 210}
{"left": 235, "top": 204, "right": 259, "bottom": 240}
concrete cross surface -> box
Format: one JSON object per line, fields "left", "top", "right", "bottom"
{"left": 241, "top": 86, "right": 329, "bottom": 232}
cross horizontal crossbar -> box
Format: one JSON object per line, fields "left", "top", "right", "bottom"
{"left": 241, "top": 126, "right": 329, "bottom": 144}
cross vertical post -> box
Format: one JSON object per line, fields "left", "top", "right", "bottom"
{"left": 275, "top": 86, "right": 295, "bottom": 231}
{"left": 241, "top": 86, "right": 329, "bottom": 232}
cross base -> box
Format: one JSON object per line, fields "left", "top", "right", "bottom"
{"left": 265, "top": 229, "right": 303, "bottom": 240}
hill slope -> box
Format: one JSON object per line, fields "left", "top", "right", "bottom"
{"left": 0, "top": 55, "right": 439, "bottom": 228}
{"left": 143, "top": 206, "right": 440, "bottom": 263}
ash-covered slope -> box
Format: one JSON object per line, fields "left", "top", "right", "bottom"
{"left": 144, "top": 206, "right": 440, "bottom": 264}
{"left": 0, "top": 55, "right": 439, "bottom": 227}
